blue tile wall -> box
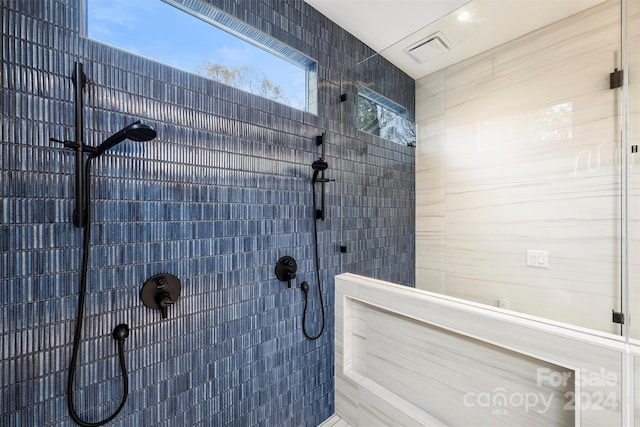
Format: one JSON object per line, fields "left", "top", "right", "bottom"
{"left": 1, "top": 0, "right": 414, "bottom": 426}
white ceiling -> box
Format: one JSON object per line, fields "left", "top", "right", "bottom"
{"left": 303, "top": 0, "right": 607, "bottom": 79}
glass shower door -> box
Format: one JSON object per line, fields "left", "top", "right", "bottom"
{"left": 406, "top": 1, "right": 625, "bottom": 336}
{"left": 625, "top": 0, "right": 640, "bottom": 425}
{"left": 627, "top": 0, "right": 640, "bottom": 342}
{"left": 343, "top": 0, "right": 640, "bottom": 423}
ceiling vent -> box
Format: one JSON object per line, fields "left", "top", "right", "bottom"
{"left": 405, "top": 32, "right": 450, "bottom": 64}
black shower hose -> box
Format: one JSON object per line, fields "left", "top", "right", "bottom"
{"left": 303, "top": 185, "right": 326, "bottom": 340}
{"left": 67, "top": 154, "right": 129, "bottom": 426}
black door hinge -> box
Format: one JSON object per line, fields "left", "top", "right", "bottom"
{"left": 632, "top": 145, "right": 638, "bottom": 153}
{"left": 610, "top": 68, "right": 623, "bottom": 89}
{"left": 612, "top": 310, "right": 625, "bottom": 325}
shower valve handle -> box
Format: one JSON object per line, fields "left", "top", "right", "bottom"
{"left": 275, "top": 256, "right": 297, "bottom": 288}
{"left": 155, "top": 291, "right": 175, "bottom": 319}
{"left": 141, "top": 274, "right": 181, "bottom": 320}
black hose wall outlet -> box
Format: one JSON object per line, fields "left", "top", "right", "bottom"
{"left": 300, "top": 281, "right": 309, "bottom": 293}
{"left": 275, "top": 256, "right": 297, "bottom": 288}
{"left": 141, "top": 274, "right": 181, "bottom": 319}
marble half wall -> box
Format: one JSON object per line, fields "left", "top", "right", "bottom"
{"left": 335, "top": 274, "right": 629, "bottom": 426}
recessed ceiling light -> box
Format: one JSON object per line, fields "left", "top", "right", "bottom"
{"left": 457, "top": 10, "right": 471, "bottom": 22}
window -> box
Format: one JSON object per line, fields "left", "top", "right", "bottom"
{"left": 357, "top": 86, "right": 416, "bottom": 146}
{"left": 84, "top": 0, "right": 317, "bottom": 113}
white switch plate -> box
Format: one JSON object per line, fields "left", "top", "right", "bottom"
{"left": 526, "top": 250, "right": 548, "bottom": 268}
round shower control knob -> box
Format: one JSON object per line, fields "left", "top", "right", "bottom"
{"left": 140, "top": 274, "right": 181, "bottom": 319}
{"left": 275, "top": 256, "right": 297, "bottom": 288}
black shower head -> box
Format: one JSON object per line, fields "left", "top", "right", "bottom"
{"left": 94, "top": 121, "right": 157, "bottom": 156}
{"left": 312, "top": 158, "right": 328, "bottom": 171}
{"left": 311, "top": 158, "right": 328, "bottom": 183}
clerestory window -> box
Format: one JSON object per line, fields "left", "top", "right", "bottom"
{"left": 83, "top": 0, "right": 318, "bottom": 113}
{"left": 357, "top": 86, "right": 416, "bottom": 146}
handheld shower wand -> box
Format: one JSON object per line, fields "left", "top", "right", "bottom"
{"left": 51, "top": 64, "right": 160, "bottom": 426}
{"left": 304, "top": 161, "right": 328, "bottom": 340}
{"left": 311, "top": 158, "right": 328, "bottom": 184}
{"left": 93, "top": 121, "right": 157, "bottom": 156}
{"left": 311, "top": 158, "right": 333, "bottom": 220}
{"left": 65, "top": 121, "right": 156, "bottom": 427}
{"left": 301, "top": 134, "right": 335, "bottom": 340}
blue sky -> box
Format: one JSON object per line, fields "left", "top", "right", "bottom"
{"left": 88, "top": 0, "right": 306, "bottom": 109}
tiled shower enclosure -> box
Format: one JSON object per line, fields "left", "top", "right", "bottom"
{"left": 1, "top": 0, "right": 415, "bottom": 425}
